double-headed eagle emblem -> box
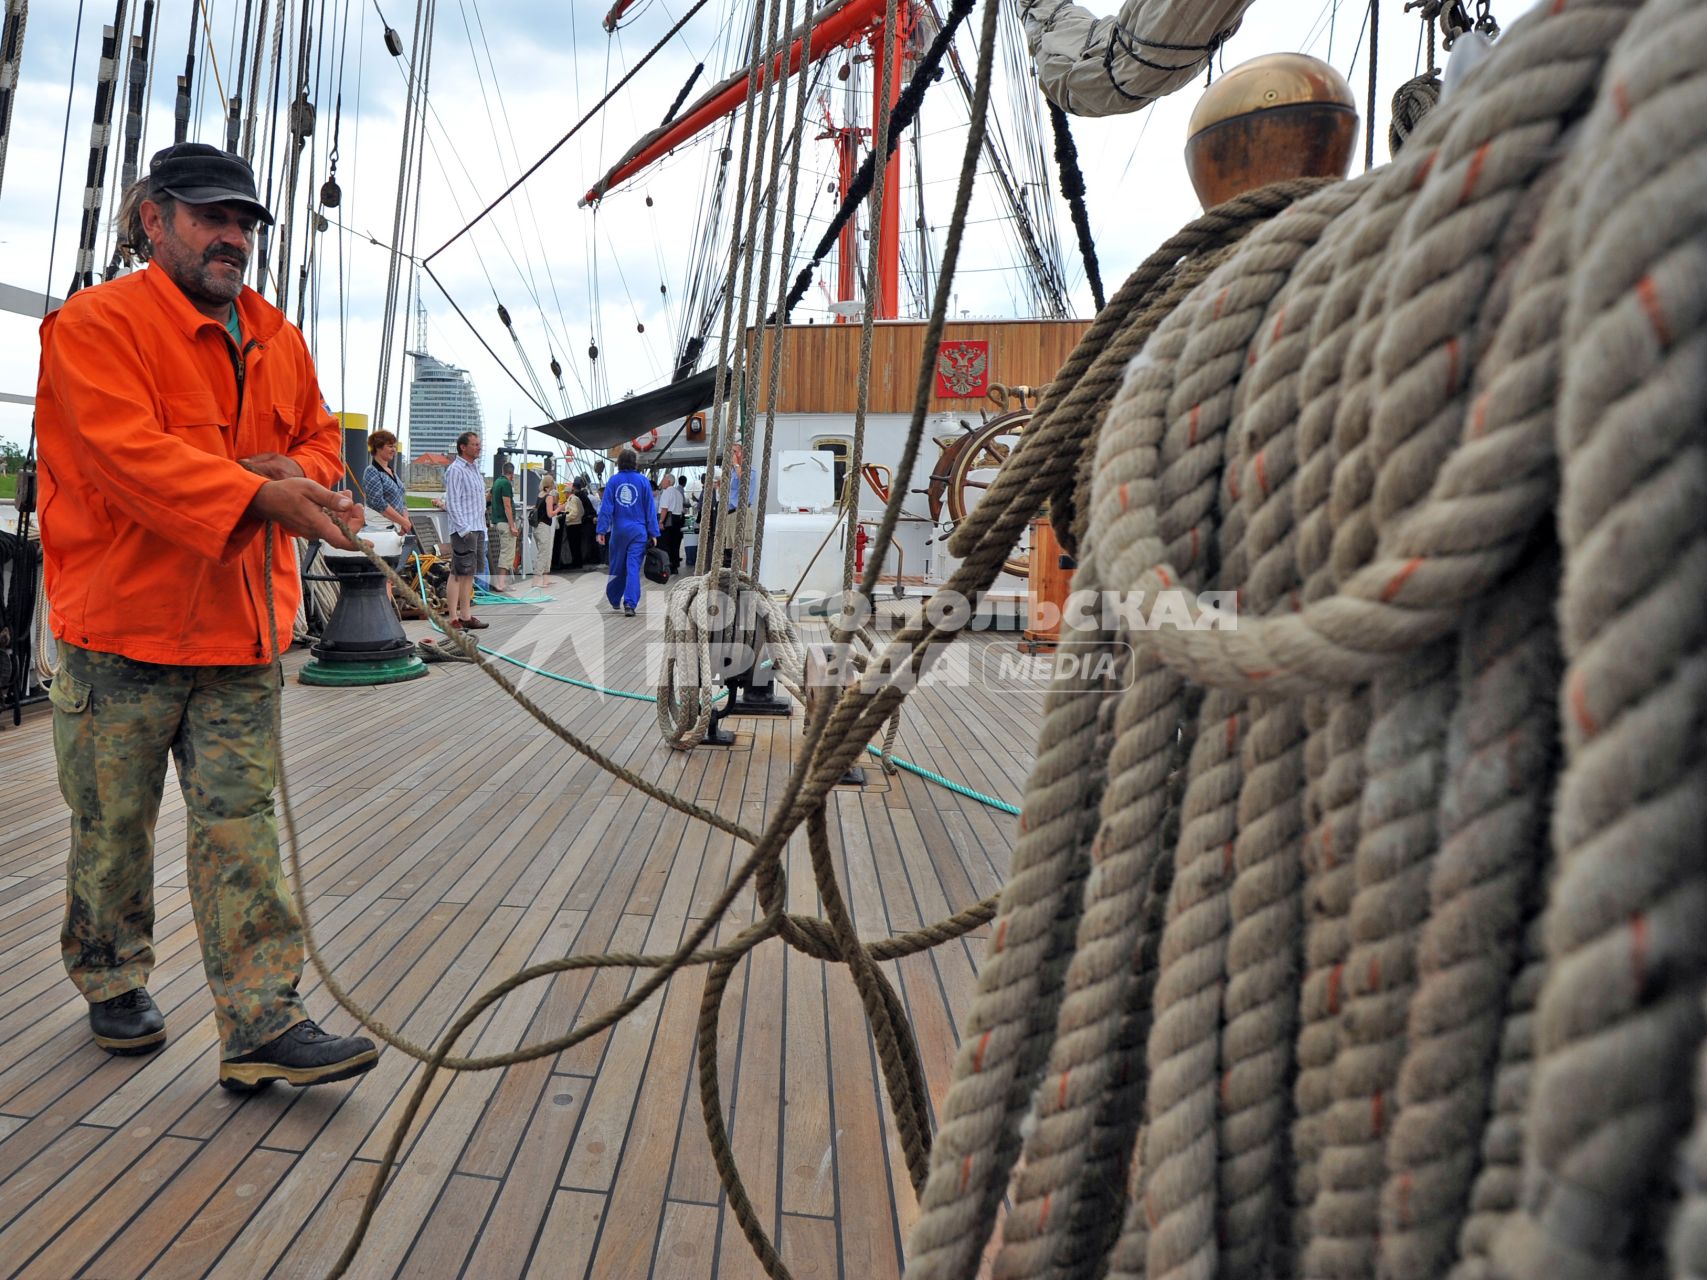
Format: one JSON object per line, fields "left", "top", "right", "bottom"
{"left": 935, "top": 341, "right": 989, "bottom": 398}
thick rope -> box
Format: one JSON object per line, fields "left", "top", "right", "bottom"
{"left": 893, "top": 5, "right": 1707, "bottom": 1280}
{"left": 1494, "top": 2, "right": 1707, "bottom": 1277}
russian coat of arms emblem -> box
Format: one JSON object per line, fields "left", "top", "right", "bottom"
{"left": 934, "top": 340, "right": 990, "bottom": 398}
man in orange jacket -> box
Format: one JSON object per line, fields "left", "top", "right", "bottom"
{"left": 35, "top": 142, "right": 380, "bottom": 1091}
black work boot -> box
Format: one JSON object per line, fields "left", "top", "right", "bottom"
{"left": 89, "top": 988, "right": 167, "bottom": 1055}
{"left": 218, "top": 1020, "right": 379, "bottom": 1091}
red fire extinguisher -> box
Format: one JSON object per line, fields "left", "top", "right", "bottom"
{"left": 855, "top": 522, "right": 869, "bottom": 573}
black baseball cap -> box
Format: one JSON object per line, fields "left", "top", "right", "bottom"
{"left": 147, "top": 142, "right": 274, "bottom": 224}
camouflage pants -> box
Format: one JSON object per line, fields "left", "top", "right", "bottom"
{"left": 52, "top": 644, "right": 307, "bottom": 1058}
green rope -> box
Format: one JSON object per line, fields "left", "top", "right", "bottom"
{"left": 867, "top": 747, "right": 1022, "bottom": 815}
{"left": 476, "top": 642, "right": 681, "bottom": 704}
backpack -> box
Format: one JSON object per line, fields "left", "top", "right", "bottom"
{"left": 643, "top": 545, "right": 671, "bottom": 585}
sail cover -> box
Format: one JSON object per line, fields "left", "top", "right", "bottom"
{"left": 531, "top": 367, "right": 724, "bottom": 453}
{"left": 1021, "top": 0, "right": 1259, "bottom": 117}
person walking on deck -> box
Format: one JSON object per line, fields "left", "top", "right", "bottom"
{"left": 35, "top": 142, "right": 379, "bottom": 1091}
{"left": 597, "top": 449, "right": 659, "bottom": 616}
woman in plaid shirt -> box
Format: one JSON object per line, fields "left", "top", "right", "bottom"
{"left": 360, "top": 430, "right": 411, "bottom": 533}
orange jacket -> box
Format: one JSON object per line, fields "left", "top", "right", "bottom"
{"left": 36, "top": 264, "right": 344, "bottom": 666}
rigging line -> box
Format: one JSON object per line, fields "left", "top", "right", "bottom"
{"left": 1347, "top": 0, "right": 1372, "bottom": 111}
{"left": 675, "top": 113, "right": 736, "bottom": 373}
{"left": 135, "top": 0, "right": 160, "bottom": 170}
{"left": 247, "top": 0, "right": 284, "bottom": 291}
{"left": 587, "top": 30, "right": 618, "bottom": 408}
{"left": 239, "top": 0, "right": 266, "bottom": 160}
{"left": 423, "top": 0, "right": 713, "bottom": 265}
{"left": 1046, "top": 100, "right": 1102, "bottom": 313}
{"left": 193, "top": 0, "right": 228, "bottom": 110}
{"left": 274, "top": 0, "right": 319, "bottom": 314}
{"left": 69, "top": 0, "right": 129, "bottom": 295}
{"left": 644, "top": 193, "right": 681, "bottom": 348}
{"left": 933, "top": 13, "right": 1065, "bottom": 317}
{"left": 778, "top": 0, "right": 990, "bottom": 319}
{"left": 192, "top": 0, "right": 211, "bottom": 136}
{"left": 451, "top": 0, "right": 552, "bottom": 307}
{"left": 1364, "top": 0, "right": 1377, "bottom": 171}
{"left": 97, "top": 0, "right": 143, "bottom": 278}
{"left": 19, "top": 0, "right": 88, "bottom": 550}
{"left": 297, "top": 0, "right": 333, "bottom": 331}
{"left": 335, "top": 0, "right": 357, "bottom": 418}
{"left": 372, "top": 0, "right": 431, "bottom": 434}
{"left": 696, "top": 0, "right": 768, "bottom": 538}
{"left": 465, "top": 0, "right": 582, "bottom": 388}
{"left": 1299, "top": 0, "right": 1339, "bottom": 53}
{"left": 496, "top": 305, "right": 555, "bottom": 416}
{"left": 456, "top": 7, "right": 590, "bottom": 401}
{"left": 393, "top": 0, "right": 438, "bottom": 437}
{"left": 229, "top": 0, "right": 255, "bottom": 151}
{"left": 175, "top": 0, "right": 199, "bottom": 144}
{"left": 599, "top": 223, "right": 667, "bottom": 384}
{"left": 421, "top": 267, "right": 550, "bottom": 414}
{"left": 368, "top": 53, "right": 542, "bottom": 329}
{"left": 838, "top": 0, "right": 900, "bottom": 609}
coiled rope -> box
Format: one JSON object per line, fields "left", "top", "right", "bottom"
{"left": 897, "top": 3, "right": 1707, "bottom": 1280}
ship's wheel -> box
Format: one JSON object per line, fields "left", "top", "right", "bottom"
{"left": 945, "top": 407, "right": 1032, "bottom": 580}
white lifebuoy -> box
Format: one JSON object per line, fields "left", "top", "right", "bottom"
{"left": 632, "top": 428, "right": 659, "bottom": 453}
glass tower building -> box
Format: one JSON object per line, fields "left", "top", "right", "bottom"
{"left": 407, "top": 352, "right": 483, "bottom": 458}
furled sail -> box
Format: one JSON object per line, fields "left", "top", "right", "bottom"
{"left": 1020, "top": 0, "right": 1258, "bottom": 117}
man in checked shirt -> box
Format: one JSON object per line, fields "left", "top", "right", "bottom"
{"left": 433, "top": 430, "right": 490, "bottom": 630}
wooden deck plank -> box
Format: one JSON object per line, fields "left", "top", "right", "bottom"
{"left": 823, "top": 963, "right": 905, "bottom": 1280}
{"left": 665, "top": 916, "right": 749, "bottom": 1207}
{"left": 394, "top": 1172, "right": 500, "bottom": 1280}
{"left": 12, "top": 1133, "right": 201, "bottom": 1280}
{"left": 778, "top": 883, "right": 834, "bottom": 1220}
{"left": 462, "top": 1071, "right": 589, "bottom": 1279}
{"left": 654, "top": 1200, "right": 720, "bottom": 1280}
{"left": 523, "top": 1187, "right": 607, "bottom": 1280}
{"left": 779, "top": 1212, "right": 841, "bottom": 1280}
{"left": 138, "top": 1147, "right": 297, "bottom": 1280}
{"left": 90, "top": 1092, "right": 290, "bottom": 1280}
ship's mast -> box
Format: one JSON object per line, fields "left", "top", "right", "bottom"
{"left": 817, "top": 102, "right": 865, "bottom": 320}
{"left": 584, "top": 0, "right": 913, "bottom": 318}
{"left": 868, "top": 1, "right": 909, "bottom": 319}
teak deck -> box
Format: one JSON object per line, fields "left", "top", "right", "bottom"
{"left": 0, "top": 571, "right": 1043, "bottom": 1280}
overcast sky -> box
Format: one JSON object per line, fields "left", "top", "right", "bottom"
{"left": 0, "top": 0, "right": 1458, "bottom": 459}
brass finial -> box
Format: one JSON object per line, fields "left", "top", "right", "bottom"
{"left": 1184, "top": 53, "right": 1359, "bottom": 210}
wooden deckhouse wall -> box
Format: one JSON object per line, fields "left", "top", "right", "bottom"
{"left": 747, "top": 318, "right": 1090, "bottom": 415}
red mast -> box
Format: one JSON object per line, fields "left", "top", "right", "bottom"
{"left": 868, "top": 2, "right": 910, "bottom": 320}
{"left": 584, "top": 0, "right": 914, "bottom": 319}
{"left": 602, "top": 0, "right": 638, "bottom": 32}
{"left": 817, "top": 102, "right": 865, "bottom": 321}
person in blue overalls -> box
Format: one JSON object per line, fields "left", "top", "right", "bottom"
{"left": 596, "top": 447, "right": 660, "bottom": 616}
